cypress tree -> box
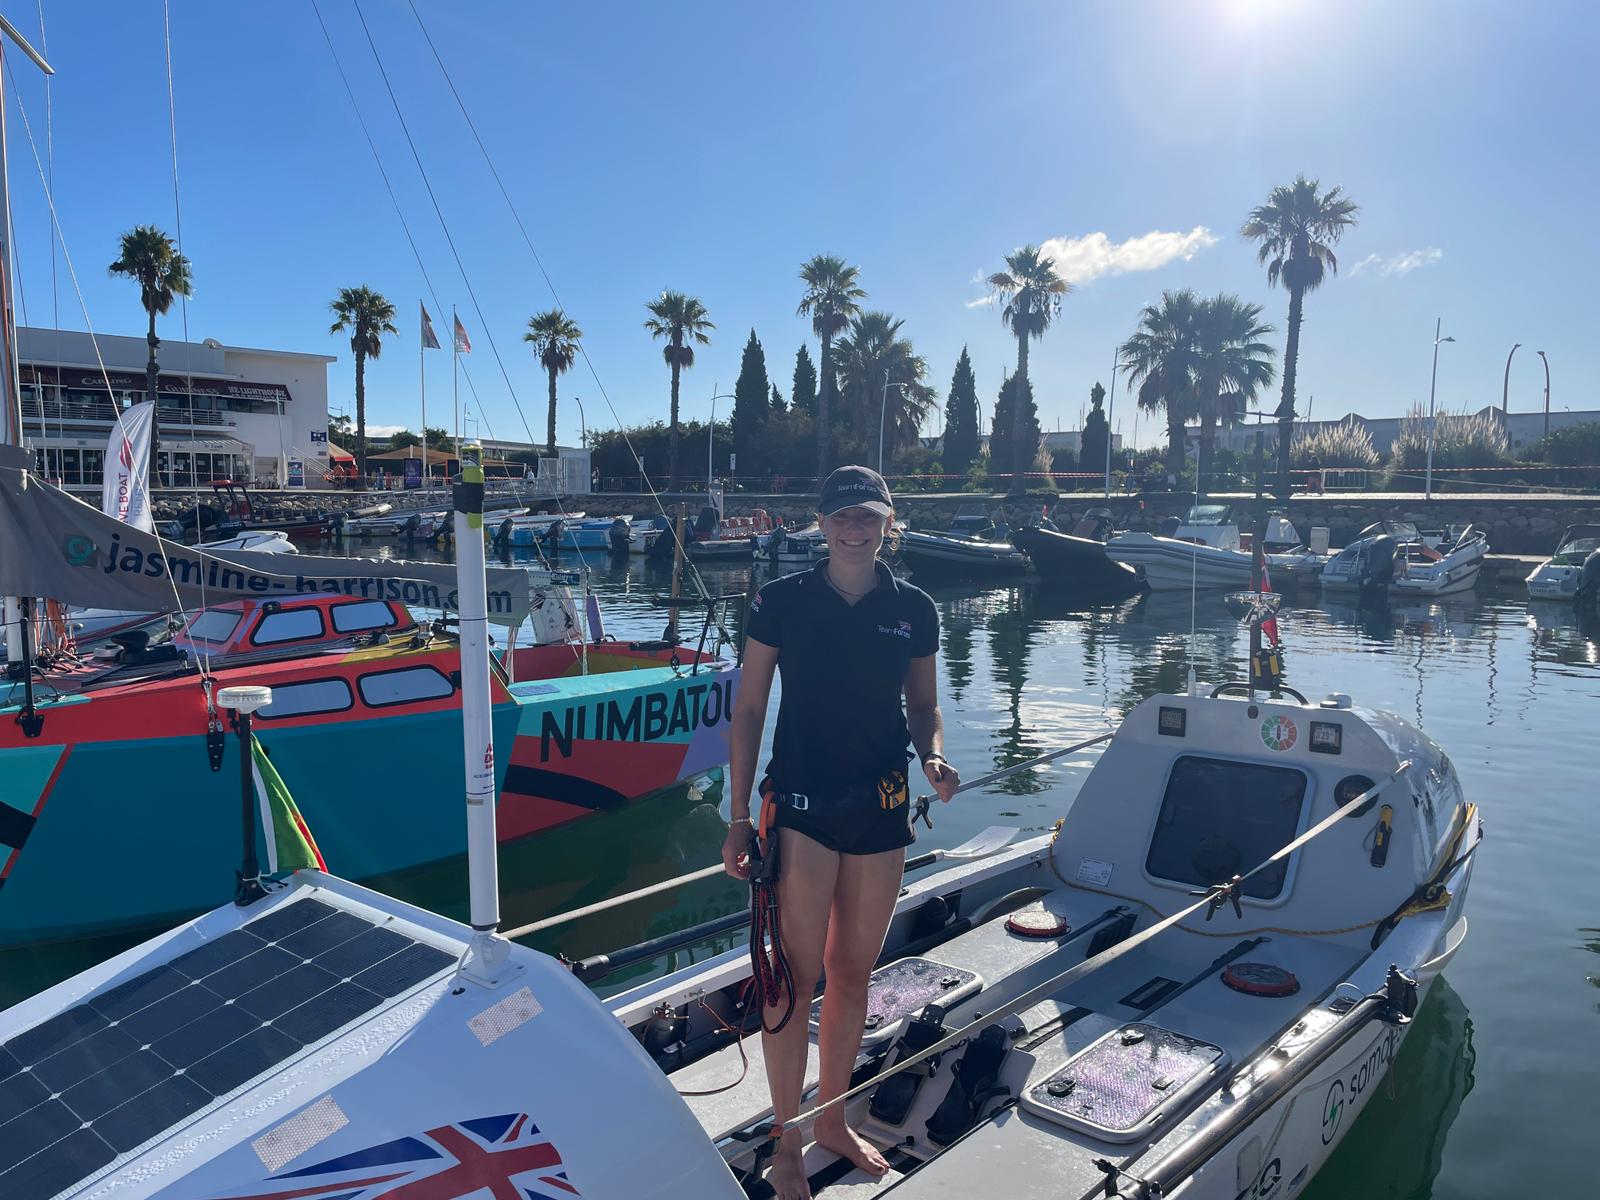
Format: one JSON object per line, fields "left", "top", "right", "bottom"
{"left": 1081, "top": 381, "right": 1110, "bottom": 479}
{"left": 791, "top": 344, "right": 818, "bottom": 417}
{"left": 990, "top": 372, "right": 1040, "bottom": 481}
{"left": 770, "top": 382, "right": 786, "bottom": 413}
{"left": 943, "top": 346, "right": 980, "bottom": 477}
{"left": 732, "top": 329, "right": 770, "bottom": 476}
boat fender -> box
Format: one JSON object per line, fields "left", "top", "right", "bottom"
{"left": 924, "top": 1023, "right": 1011, "bottom": 1147}
{"left": 868, "top": 1004, "right": 951, "bottom": 1127}
{"left": 1369, "top": 804, "right": 1394, "bottom": 868}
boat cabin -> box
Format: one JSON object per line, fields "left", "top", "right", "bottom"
{"left": 1172, "top": 504, "right": 1241, "bottom": 551}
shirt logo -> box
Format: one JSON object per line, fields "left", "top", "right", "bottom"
{"left": 878, "top": 622, "right": 911, "bottom": 640}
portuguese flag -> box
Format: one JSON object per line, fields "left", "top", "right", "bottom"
{"left": 251, "top": 737, "right": 326, "bottom": 874}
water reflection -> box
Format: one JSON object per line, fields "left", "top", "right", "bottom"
{"left": 1302, "top": 978, "right": 1476, "bottom": 1200}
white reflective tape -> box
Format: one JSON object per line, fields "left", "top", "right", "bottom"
{"left": 253, "top": 1095, "right": 349, "bottom": 1173}
{"left": 468, "top": 985, "right": 543, "bottom": 1047}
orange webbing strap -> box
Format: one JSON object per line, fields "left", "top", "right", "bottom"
{"left": 758, "top": 778, "right": 778, "bottom": 842}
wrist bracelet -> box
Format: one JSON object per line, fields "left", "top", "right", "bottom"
{"left": 922, "top": 752, "right": 946, "bottom": 767}
{"left": 730, "top": 816, "right": 755, "bottom": 827}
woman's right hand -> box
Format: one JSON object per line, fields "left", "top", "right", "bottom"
{"left": 722, "top": 822, "right": 755, "bottom": 880}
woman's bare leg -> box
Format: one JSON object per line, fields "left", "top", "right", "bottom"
{"left": 763, "top": 829, "right": 839, "bottom": 1200}
{"left": 812, "top": 845, "right": 905, "bottom": 1174}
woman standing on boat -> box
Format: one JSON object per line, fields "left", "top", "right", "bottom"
{"left": 724, "top": 465, "right": 960, "bottom": 1199}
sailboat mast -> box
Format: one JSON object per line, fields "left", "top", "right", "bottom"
{"left": 0, "top": 22, "right": 55, "bottom": 668}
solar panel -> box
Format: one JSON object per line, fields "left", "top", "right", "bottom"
{"left": 0, "top": 896, "right": 456, "bottom": 1200}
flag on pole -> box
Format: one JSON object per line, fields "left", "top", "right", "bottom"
{"left": 251, "top": 737, "right": 326, "bottom": 874}
{"left": 453, "top": 315, "right": 473, "bottom": 354}
{"left": 100, "top": 402, "right": 155, "bottom": 533}
{"left": 1260, "top": 561, "right": 1280, "bottom": 647}
{"left": 420, "top": 303, "right": 441, "bottom": 350}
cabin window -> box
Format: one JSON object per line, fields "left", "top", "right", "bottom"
{"left": 252, "top": 607, "right": 327, "bottom": 645}
{"left": 331, "top": 600, "right": 399, "bottom": 634}
{"left": 256, "top": 678, "right": 353, "bottom": 720}
{"left": 185, "top": 610, "right": 243, "bottom": 644}
{"left": 357, "top": 665, "right": 455, "bottom": 708}
{"left": 1146, "top": 756, "right": 1307, "bottom": 900}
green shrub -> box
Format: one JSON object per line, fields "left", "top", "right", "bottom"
{"left": 1291, "top": 420, "right": 1380, "bottom": 469}
{"left": 1519, "top": 421, "right": 1600, "bottom": 488}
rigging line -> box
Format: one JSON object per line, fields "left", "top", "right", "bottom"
{"left": 347, "top": 0, "right": 534, "bottom": 447}
{"left": 7, "top": 83, "right": 201, "bottom": 649}
{"left": 162, "top": 0, "right": 212, "bottom": 678}
{"left": 346, "top": 1, "right": 609, "bottom": 586}
{"left": 308, "top": 1, "right": 510, "bottom": 458}
{"left": 36, "top": 0, "right": 61, "bottom": 459}
{"left": 403, "top": 2, "right": 714, "bottom": 603}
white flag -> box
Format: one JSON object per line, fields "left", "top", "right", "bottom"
{"left": 101, "top": 401, "right": 155, "bottom": 533}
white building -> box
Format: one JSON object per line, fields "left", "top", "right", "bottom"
{"left": 1195, "top": 406, "right": 1600, "bottom": 457}
{"left": 16, "top": 326, "right": 335, "bottom": 491}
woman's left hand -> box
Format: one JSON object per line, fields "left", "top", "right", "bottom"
{"left": 923, "top": 755, "right": 960, "bottom": 804}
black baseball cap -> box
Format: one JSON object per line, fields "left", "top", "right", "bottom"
{"left": 819, "top": 465, "right": 893, "bottom": 516}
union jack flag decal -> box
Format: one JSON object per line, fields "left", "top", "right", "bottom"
{"left": 221, "top": 1113, "right": 579, "bottom": 1200}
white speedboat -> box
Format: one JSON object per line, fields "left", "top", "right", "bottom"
{"left": 1388, "top": 525, "right": 1488, "bottom": 598}
{"left": 1320, "top": 520, "right": 1419, "bottom": 595}
{"left": 1263, "top": 512, "right": 1331, "bottom": 588}
{"left": 1525, "top": 523, "right": 1600, "bottom": 602}
{"left": 1106, "top": 504, "right": 1255, "bottom": 591}
{"left": 758, "top": 522, "right": 825, "bottom": 565}
{"left": 0, "top": 680, "right": 1478, "bottom": 1200}
{"left": 65, "top": 529, "right": 299, "bottom": 643}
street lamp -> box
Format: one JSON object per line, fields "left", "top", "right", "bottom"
{"left": 706, "top": 389, "right": 736, "bottom": 491}
{"left": 1424, "top": 318, "right": 1456, "bottom": 500}
{"left": 880, "top": 380, "right": 911, "bottom": 475}
{"left": 570, "top": 395, "right": 587, "bottom": 449}
{"left": 1537, "top": 350, "right": 1551, "bottom": 440}
{"left": 1501, "top": 343, "right": 1520, "bottom": 419}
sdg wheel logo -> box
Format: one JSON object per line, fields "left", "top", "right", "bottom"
{"left": 1260, "top": 715, "right": 1298, "bottom": 752}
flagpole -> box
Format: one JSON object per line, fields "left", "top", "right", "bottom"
{"left": 452, "top": 304, "right": 461, "bottom": 472}
{"left": 418, "top": 301, "right": 426, "bottom": 490}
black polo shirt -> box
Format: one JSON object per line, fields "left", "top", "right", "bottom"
{"left": 746, "top": 559, "right": 939, "bottom": 793}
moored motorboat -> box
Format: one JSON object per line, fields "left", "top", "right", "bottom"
{"left": 1011, "top": 509, "right": 1144, "bottom": 596}
{"left": 1524, "top": 523, "right": 1600, "bottom": 602}
{"left": 1388, "top": 525, "right": 1488, "bottom": 597}
{"left": 1106, "top": 506, "right": 1255, "bottom": 591}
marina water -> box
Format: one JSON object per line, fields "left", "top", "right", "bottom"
{"left": 5, "top": 548, "right": 1594, "bottom": 1199}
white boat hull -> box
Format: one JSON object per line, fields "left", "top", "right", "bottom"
{"left": 1388, "top": 540, "right": 1487, "bottom": 598}
{"left": 1526, "top": 559, "right": 1582, "bottom": 601}
{"left": 1106, "top": 533, "right": 1255, "bottom": 590}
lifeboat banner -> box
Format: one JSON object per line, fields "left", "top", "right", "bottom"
{"left": 0, "top": 451, "right": 531, "bottom": 626}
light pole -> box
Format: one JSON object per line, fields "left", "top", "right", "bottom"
{"left": 879, "top": 379, "right": 910, "bottom": 475}
{"left": 706, "top": 389, "right": 736, "bottom": 491}
{"left": 1424, "top": 318, "right": 1456, "bottom": 500}
{"left": 1104, "top": 347, "right": 1119, "bottom": 499}
{"left": 571, "top": 395, "right": 587, "bottom": 449}
{"left": 1537, "top": 350, "right": 1550, "bottom": 440}
{"left": 1501, "top": 343, "right": 1520, "bottom": 419}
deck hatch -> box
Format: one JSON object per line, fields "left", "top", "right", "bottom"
{"left": 0, "top": 897, "right": 454, "bottom": 1200}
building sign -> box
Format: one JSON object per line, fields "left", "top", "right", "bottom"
{"left": 310, "top": 429, "right": 329, "bottom": 444}
{"left": 32, "top": 368, "right": 294, "bottom": 406}
{"left": 403, "top": 458, "right": 422, "bottom": 490}
{"left": 287, "top": 460, "right": 305, "bottom": 488}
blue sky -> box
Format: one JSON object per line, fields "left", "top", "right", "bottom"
{"left": 3, "top": 0, "right": 1594, "bottom": 450}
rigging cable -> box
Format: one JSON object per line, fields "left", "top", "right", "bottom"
{"left": 403, "top": 0, "right": 720, "bottom": 611}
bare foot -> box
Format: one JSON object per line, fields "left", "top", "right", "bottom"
{"left": 765, "top": 1138, "right": 811, "bottom": 1200}
{"left": 813, "top": 1114, "right": 890, "bottom": 1176}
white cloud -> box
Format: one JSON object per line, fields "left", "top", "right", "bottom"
{"left": 968, "top": 226, "right": 1218, "bottom": 307}
{"left": 367, "top": 423, "right": 409, "bottom": 437}
{"left": 1350, "top": 248, "right": 1443, "bottom": 277}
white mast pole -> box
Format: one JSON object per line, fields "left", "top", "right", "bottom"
{"left": 419, "top": 302, "right": 426, "bottom": 490}
{"left": 454, "top": 441, "right": 514, "bottom": 986}
{"left": 452, "top": 305, "right": 460, "bottom": 472}
{"left": 0, "top": 23, "right": 54, "bottom": 668}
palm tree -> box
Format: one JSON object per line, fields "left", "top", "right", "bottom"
{"left": 523, "top": 309, "right": 583, "bottom": 457}
{"left": 328, "top": 286, "right": 398, "bottom": 476}
{"left": 1240, "top": 176, "right": 1359, "bottom": 496}
{"left": 797, "top": 255, "right": 866, "bottom": 480}
{"left": 108, "top": 225, "right": 193, "bottom": 477}
{"left": 644, "top": 291, "right": 714, "bottom": 489}
{"left": 1119, "top": 290, "right": 1200, "bottom": 482}
{"left": 1189, "top": 295, "right": 1277, "bottom": 497}
{"left": 988, "top": 245, "right": 1070, "bottom": 494}
{"left": 834, "top": 311, "right": 937, "bottom": 467}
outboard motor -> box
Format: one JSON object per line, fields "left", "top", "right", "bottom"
{"left": 1577, "top": 547, "right": 1600, "bottom": 616}
{"left": 400, "top": 512, "right": 422, "bottom": 544}
{"left": 494, "top": 516, "right": 515, "bottom": 548}
{"left": 1357, "top": 534, "right": 1400, "bottom": 598}
{"left": 543, "top": 519, "right": 565, "bottom": 551}
{"left": 608, "top": 517, "right": 631, "bottom": 554}
{"left": 1158, "top": 515, "right": 1181, "bottom": 538}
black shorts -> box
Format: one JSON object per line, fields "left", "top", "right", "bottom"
{"left": 762, "top": 771, "right": 916, "bottom": 856}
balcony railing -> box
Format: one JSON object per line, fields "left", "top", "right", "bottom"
{"left": 24, "top": 396, "right": 232, "bottom": 428}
